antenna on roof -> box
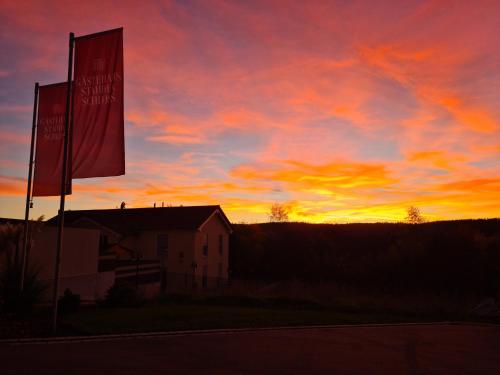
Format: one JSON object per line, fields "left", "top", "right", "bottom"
{"left": 154, "top": 202, "right": 156, "bottom": 208}
{"left": 120, "top": 201, "right": 126, "bottom": 209}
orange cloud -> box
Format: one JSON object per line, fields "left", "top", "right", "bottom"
{"left": 232, "top": 160, "right": 396, "bottom": 191}
{"left": 0, "top": 130, "right": 29, "bottom": 144}
{"left": 407, "top": 150, "right": 467, "bottom": 170}
{"left": 0, "top": 175, "right": 24, "bottom": 196}
{"left": 437, "top": 178, "right": 500, "bottom": 193}
{"left": 146, "top": 133, "right": 207, "bottom": 145}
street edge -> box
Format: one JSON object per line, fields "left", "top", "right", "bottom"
{"left": 3, "top": 321, "right": 499, "bottom": 345}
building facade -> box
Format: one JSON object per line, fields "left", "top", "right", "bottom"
{"left": 40, "top": 205, "right": 232, "bottom": 300}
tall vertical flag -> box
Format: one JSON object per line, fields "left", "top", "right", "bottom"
{"left": 23, "top": 28, "right": 125, "bottom": 334}
{"left": 32, "top": 83, "right": 72, "bottom": 196}
{"left": 72, "top": 28, "right": 125, "bottom": 178}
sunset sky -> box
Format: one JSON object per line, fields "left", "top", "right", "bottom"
{"left": 0, "top": 0, "right": 499, "bottom": 223}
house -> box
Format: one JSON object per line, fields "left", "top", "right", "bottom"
{"left": 40, "top": 205, "right": 232, "bottom": 300}
{"left": 30, "top": 225, "right": 110, "bottom": 301}
{"left": 0, "top": 217, "right": 109, "bottom": 302}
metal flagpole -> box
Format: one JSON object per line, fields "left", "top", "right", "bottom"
{"left": 51, "top": 32, "right": 74, "bottom": 335}
{"left": 20, "top": 82, "right": 39, "bottom": 292}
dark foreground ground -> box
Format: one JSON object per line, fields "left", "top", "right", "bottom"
{"left": 1, "top": 324, "right": 499, "bottom": 375}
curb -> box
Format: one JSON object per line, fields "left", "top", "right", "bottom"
{"left": 1, "top": 321, "right": 483, "bottom": 345}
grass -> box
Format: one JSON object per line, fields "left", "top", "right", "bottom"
{"left": 2, "top": 297, "right": 496, "bottom": 338}
{"left": 61, "top": 303, "right": 449, "bottom": 336}
{"left": 3, "top": 290, "right": 497, "bottom": 338}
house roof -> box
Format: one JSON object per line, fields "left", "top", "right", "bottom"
{"left": 0, "top": 217, "right": 25, "bottom": 225}
{"left": 46, "top": 205, "right": 232, "bottom": 234}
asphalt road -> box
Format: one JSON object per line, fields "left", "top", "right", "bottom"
{"left": 1, "top": 324, "right": 499, "bottom": 374}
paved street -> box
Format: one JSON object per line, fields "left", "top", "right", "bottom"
{"left": 1, "top": 324, "right": 499, "bottom": 374}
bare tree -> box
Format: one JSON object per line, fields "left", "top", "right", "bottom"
{"left": 406, "top": 206, "right": 424, "bottom": 224}
{"left": 269, "top": 203, "right": 289, "bottom": 222}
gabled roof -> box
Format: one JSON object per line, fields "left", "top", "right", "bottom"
{"left": 46, "top": 205, "right": 232, "bottom": 234}
{"left": 0, "top": 217, "right": 25, "bottom": 225}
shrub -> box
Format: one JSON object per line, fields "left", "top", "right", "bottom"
{"left": 0, "top": 220, "right": 47, "bottom": 315}
{"left": 0, "top": 263, "right": 47, "bottom": 315}
{"left": 58, "top": 289, "right": 81, "bottom": 314}
{"left": 0, "top": 255, "right": 47, "bottom": 315}
{"left": 104, "top": 281, "right": 141, "bottom": 307}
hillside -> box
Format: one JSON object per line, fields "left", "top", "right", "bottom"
{"left": 229, "top": 219, "right": 500, "bottom": 297}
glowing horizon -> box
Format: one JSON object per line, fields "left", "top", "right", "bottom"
{"left": 1, "top": 0, "right": 499, "bottom": 223}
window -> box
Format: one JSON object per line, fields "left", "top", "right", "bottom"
{"left": 203, "top": 234, "right": 208, "bottom": 256}
{"left": 157, "top": 233, "right": 168, "bottom": 257}
{"left": 160, "top": 267, "right": 167, "bottom": 292}
{"left": 218, "top": 234, "right": 224, "bottom": 255}
{"left": 202, "top": 265, "right": 208, "bottom": 288}
{"left": 99, "top": 234, "right": 109, "bottom": 255}
{"left": 217, "top": 263, "right": 224, "bottom": 288}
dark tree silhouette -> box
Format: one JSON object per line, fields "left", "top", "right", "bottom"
{"left": 269, "top": 203, "right": 289, "bottom": 222}
{"left": 406, "top": 206, "right": 424, "bottom": 224}
{"left": 229, "top": 219, "right": 500, "bottom": 297}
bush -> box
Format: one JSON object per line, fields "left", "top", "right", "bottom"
{"left": 104, "top": 281, "right": 142, "bottom": 307}
{"left": 0, "top": 259, "right": 47, "bottom": 315}
{"left": 0, "top": 221, "right": 47, "bottom": 315}
{"left": 58, "top": 289, "right": 81, "bottom": 314}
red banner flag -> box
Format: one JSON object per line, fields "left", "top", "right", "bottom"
{"left": 72, "top": 28, "right": 124, "bottom": 178}
{"left": 32, "top": 83, "right": 72, "bottom": 196}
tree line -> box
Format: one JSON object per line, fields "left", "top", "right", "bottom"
{"left": 229, "top": 219, "right": 500, "bottom": 297}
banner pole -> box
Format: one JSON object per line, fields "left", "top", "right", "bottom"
{"left": 51, "top": 32, "right": 74, "bottom": 335}
{"left": 20, "top": 82, "right": 39, "bottom": 292}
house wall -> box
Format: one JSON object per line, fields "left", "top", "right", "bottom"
{"left": 134, "top": 229, "right": 196, "bottom": 291}
{"left": 195, "top": 213, "right": 230, "bottom": 289}
{"left": 135, "top": 230, "right": 195, "bottom": 262}
{"left": 125, "top": 214, "right": 230, "bottom": 292}
{"left": 31, "top": 226, "right": 105, "bottom": 301}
